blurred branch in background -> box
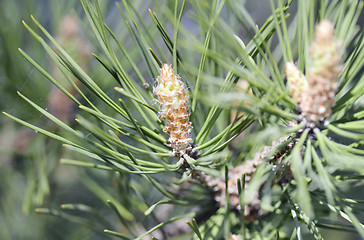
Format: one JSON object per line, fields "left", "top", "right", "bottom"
{"left": 0, "top": 1, "right": 125, "bottom": 239}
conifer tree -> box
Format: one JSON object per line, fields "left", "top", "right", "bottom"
{"left": 4, "top": 0, "right": 364, "bottom": 239}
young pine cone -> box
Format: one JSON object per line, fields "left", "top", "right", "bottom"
{"left": 287, "top": 20, "right": 343, "bottom": 123}
{"left": 285, "top": 62, "right": 308, "bottom": 105}
{"left": 153, "top": 64, "right": 193, "bottom": 157}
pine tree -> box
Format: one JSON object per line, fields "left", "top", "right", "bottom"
{"left": 4, "top": 0, "right": 364, "bottom": 239}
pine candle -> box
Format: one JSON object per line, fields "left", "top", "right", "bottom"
{"left": 286, "top": 20, "right": 343, "bottom": 123}
{"left": 153, "top": 64, "right": 193, "bottom": 157}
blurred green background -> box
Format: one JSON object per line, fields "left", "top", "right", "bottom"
{"left": 0, "top": 1, "right": 124, "bottom": 239}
